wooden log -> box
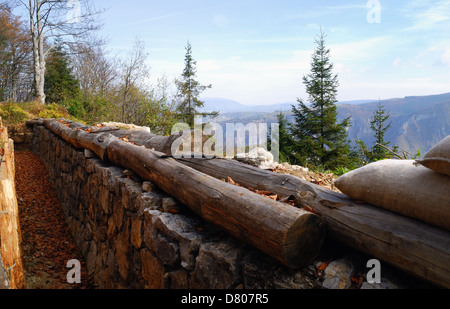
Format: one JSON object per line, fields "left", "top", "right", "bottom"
{"left": 42, "top": 119, "right": 181, "bottom": 155}
{"left": 0, "top": 128, "right": 25, "bottom": 289}
{"left": 41, "top": 119, "right": 325, "bottom": 269}
{"left": 108, "top": 129, "right": 182, "bottom": 155}
{"left": 106, "top": 139, "right": 325, "bottom": 269}
{"left": 43, "top": 119, "right": 118, "bottom": 161}
{"left": 177, "top": 157, "right": 450, "bottom": 288}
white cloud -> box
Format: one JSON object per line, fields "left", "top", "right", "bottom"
{"left": 329, "top": 36, "right": 392, "bottom": 64}
{"left": 338, "top": 78, "right": 450, "bottom": 101}
{"left": 441, "top": 50, "right": 450, "bottom": 66}
{"left": 401, "top": 0, "right": 450, "bottom": 31}
{"left": 321, "top": 4, "right": 368, "bottom": 10}
{"left": 194, "top": 55, "right": 310, "bottom": 105}
{"left": 334, "top": 62, "right": 350, "bottom": 74}
{"left": 393, "top": 57, "right": 402, "bottom": 67}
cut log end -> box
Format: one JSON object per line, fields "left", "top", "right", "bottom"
{"left": 283, "top": 211, "right": 326, "bottom": 269}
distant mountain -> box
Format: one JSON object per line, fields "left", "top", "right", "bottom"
{"left": 200, "top": 97, "right": 375, "bottom": 114}
{"left": 200, "top": 98, "right": 250, "bottom": 113}
{"left": 202, "top": 93, "right": 450, "bottom": 155}
{"left": 337, "top": 93, "right": 450, "bottom": 154}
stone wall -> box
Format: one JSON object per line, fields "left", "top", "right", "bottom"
{"left": 30, "top": 124, "right": 318, "bottom": 289}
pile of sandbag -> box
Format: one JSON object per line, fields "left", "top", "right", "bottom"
{"left": 335, "top": 136, "right": 450, "bottom": 231}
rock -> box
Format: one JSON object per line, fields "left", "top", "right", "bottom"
{"left": 154, "top": 233, "right": 179, "bottom": 266}
{"left": 84, "top": 149, "right": 96, "bottom": 158}
{"left": 322, "top": 258, "right": 353, "bottom": 289}
{"left": 136, "top": 192, "right": 162, "bottom": 214}
{"left": 161, "top": 197, "right": 181, "bottom": 213}
{"left": 140, "top": 249, "right": 165, "bottom": 289}
{"left": 190, "top": 241, "right": 241, "bottom": 289}
{"left": 360, "top": 279, "right": 399, "bottom": 289}
{"left": 235, "top": 147, "right": 278, "bottom": 170}
{"left": 142, "top": 181, "right": 156, "bottom": 192}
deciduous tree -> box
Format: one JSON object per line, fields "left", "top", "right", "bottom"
{"left": 0, "top": 3, "right": 32, "bottom": 102}
{"left": 18, "top": 0, "right": 103, "bottom": 103}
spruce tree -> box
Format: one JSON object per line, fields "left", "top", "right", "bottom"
{"left": 291, "top": 30, "right": 351, "bottom": 170}
{"left": 275, "top": 112, "right": 295, "bottom": 163}
{"left": 357, "top": 101, "right": 398, "bottom": 163}
{"left": 370, "top": 101, "right": 397, "bottom": 160}
{"left": 176, "top": 41, "right": 215, "bottom": 127}
{"left": 44, "top": 44, "right": 80, "bottom": 104}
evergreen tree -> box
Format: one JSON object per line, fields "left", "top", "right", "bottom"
{"left": 275, "top": 112, "right": 295, "bottom": 163}
{"left": 357, "top": 101, "right": 398, "bottom": 163}
{"left": 370, "top": 101, "right": 397, "bottom": 160}
{"left": 44, "top": 44, "right": 80, "bottom": 104}
{"left": 176, "top": 41, "right": 216, "bottom": 127}
{"left": 291, "top": 30, "right": 351, "bottom": 170}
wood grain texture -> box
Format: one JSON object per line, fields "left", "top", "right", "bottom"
{"left": 177, "top": 157, "right": 450, "bottom": 288}
{"left": 0, "top": 128, "right": 25, "bottom": 289}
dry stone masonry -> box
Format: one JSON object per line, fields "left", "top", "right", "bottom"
{"left": 28, "top": 123, "right": 320, "bottom": 289}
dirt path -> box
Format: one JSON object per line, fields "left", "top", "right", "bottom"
{"left": 15, "top": 151, "right": 95, "bottom": 289}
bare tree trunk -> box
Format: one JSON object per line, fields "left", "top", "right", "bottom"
{"left": 28, "top": 0, "right": 46, "bottom": 103}
{"left": 22, "top": 0, "right": 103, "bottom": 104}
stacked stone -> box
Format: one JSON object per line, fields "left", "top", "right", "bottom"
{"left": 31, "top": 125, "right": 318, "bottom": 289}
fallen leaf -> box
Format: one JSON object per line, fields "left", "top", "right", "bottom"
{"left": 302, "top": 206, "right": 322, "bottom": 216}
{"left": 317, "top": 262, "right": 328, "bottom": 271}
{"left": 256, "top": 190, "right": 273, "bottom": 196}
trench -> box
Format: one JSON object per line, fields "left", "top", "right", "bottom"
{"left": 14, "top": 150, "right": 95, "bottom": 289}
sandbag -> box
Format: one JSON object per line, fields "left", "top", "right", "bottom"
{"left": 335, "top": 160, "right": 450, "bottom": 231}
{"left": 415, "top": 136, "right": 450, "bottom": 177}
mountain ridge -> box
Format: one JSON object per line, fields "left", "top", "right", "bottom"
{"left": 201, "top": 93, "right": 450, "bottom": 155}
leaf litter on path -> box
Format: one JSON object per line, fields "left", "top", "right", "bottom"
{"left": 15, "top": 151, "right": 95, "bottom": 289}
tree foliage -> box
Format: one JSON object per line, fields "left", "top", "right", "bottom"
{"left": 274, "top": 112, "right": 295, "bottom": 163}
{"left": 44, "top": 43, "right": 81, "bottom": 104}
{"left": 357, "top": 101, "right": 399, "bottom": 164}
{"left": 176, "top": 41, "right": 216, "bottom": 127}
{"left": 18, "top": 0, "right": 103, "bottom": 103}
{"left": 290, "top": 30, "right": 352, "bottom": 170}
{"left": 0, "top": 4, "right": 33, "bottom": 102}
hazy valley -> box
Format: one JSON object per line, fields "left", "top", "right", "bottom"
{"left": 201, "top": 92, "right": 450, "bottom": 155}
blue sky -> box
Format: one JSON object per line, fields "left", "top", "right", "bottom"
{"left": 24, "top": 0, "right": 450, "bottom": 105}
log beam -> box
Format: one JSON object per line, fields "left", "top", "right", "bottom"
{"left": 33, "top": 119, "right": 450, "bottom": 287}
{"left": 177, "top": 158, "right": 450, "bottom": 288}
{"left": 41, "top": 119, "right": 325, "bottom": 269}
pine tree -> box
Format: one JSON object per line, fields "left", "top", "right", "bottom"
{"left": 370, "top": 101, "right": 397, "bottom": 160}
{"left": 275, "top": 112, "right": 295, "bottom": 163}
{"left": 357, "top": 101, "right": 398, "bottom": 164}
{"left": 176, "top": 41, "right": 216, "bottom": 127}
{"left": 291, "top": 30, "right": 351, "bottom": 170}
{"left": 44, "top": 43, "right": 80, "bottom": 104}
